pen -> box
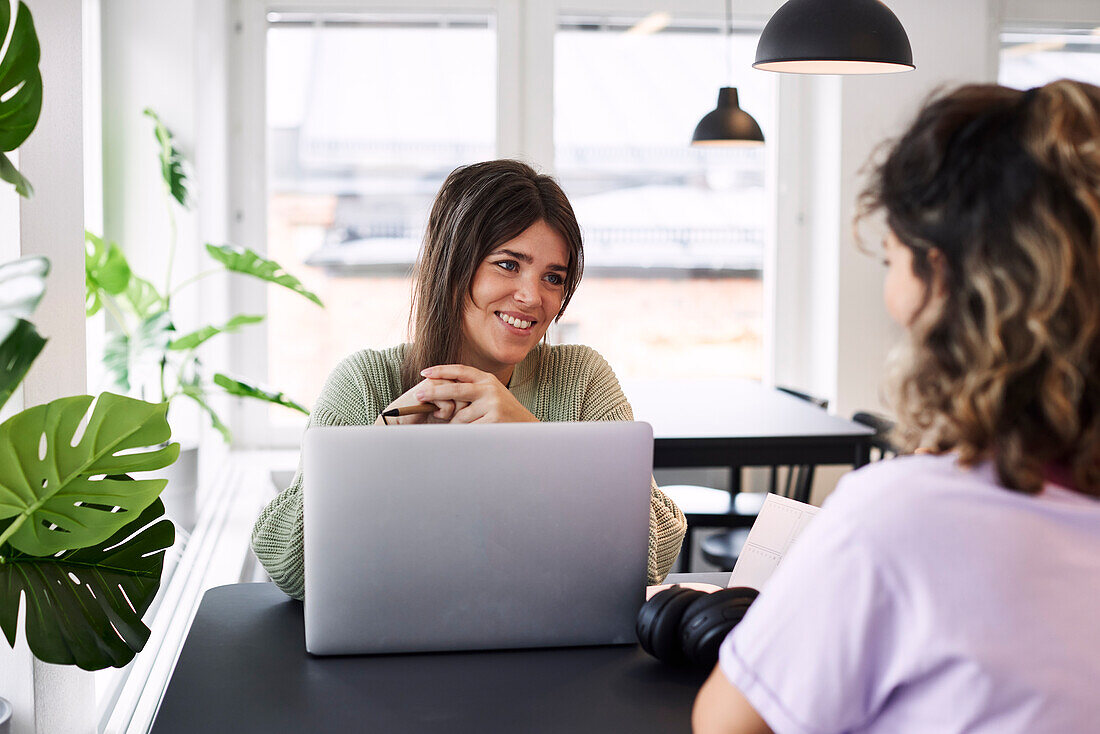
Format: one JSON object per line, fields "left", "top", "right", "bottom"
{"left": 380, "top": 403, "right": 437, "bottom": 418}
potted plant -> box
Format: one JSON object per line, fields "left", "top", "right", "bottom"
{"left": 0, "top": 1, "right": 176, "bottom": 700}
{"left": 84, "top": 110, "right": 324, "bottom": 528}
{"left": 0, "top": 255, "right": 180, "bottom": 675}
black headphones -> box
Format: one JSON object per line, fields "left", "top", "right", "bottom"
{"left": 636, "top": 586, "right": 759, "bottom": 668}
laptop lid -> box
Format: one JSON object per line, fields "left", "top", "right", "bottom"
{"left": 303, "top": 421, "right": 653, "bottom": 655}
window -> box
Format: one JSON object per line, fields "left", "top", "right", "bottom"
{"left": 1000, "top": 25, "right": 1100, "bottom": 87}
{"left": 232, "top": 2, "right": 778, "bottom": 446}
{"left": 554, "top": 15, "right": 772, "bottom": 379}
{"left": 264, "top": 11, "right": 496, "bottom": 431}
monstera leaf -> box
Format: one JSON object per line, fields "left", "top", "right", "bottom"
{"left": 205, "top": 244, "right": 323, "bottom": 306}
{"left": 0, "top": 497, "right": 174, "bottom": 670}
{"left": 213, "top": 372, "right": 309, "bottom": 414}
{"left": 0, "top": 256, "right": 49, "bottom": 410}
{"left": 0, "top": 254, "right": 48, "bottom": 319}
{"left": 0, "top": 1, "right": 42, "bottom": 197}
{"left": 0, "top": 392, "right": 179, "bottom": 557}
{"left": 0, "top": 317, "right": 45, "bottom": 411}
{"left": 123, "top": 275, "right": 165, "bottom": 321}
{"left": 84, "top": 231, "right": 133, "bottom": 316}
{"left": 143, "top": 108, "right": 189, "bottom": 208}
{"left": 103, "top": 311, "right": 174, "bottom": 393}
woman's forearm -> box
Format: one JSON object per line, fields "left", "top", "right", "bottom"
{"left": 693, "top": 666, "right": 773, "bottom": 734}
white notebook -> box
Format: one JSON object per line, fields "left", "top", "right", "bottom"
{"left": 727, "top": 493, "right": 820, "bottom": 590}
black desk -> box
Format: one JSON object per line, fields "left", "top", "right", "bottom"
{"left": 626, "top": 379, "right": 875, "bottom": 474}
{"left": 151, "top": 573, "right": 728, "bottom": 733}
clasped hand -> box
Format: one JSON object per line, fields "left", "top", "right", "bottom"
{"left": 378, "top": 365, "right": 537, "bottom": 425}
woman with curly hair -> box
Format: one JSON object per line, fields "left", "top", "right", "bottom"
{"left": 694, "top": 80, "right": 1100, "bottom": 733}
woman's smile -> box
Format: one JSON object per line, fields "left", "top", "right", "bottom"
{"left": 495, "top": 310, "right": 537, "bottom": 332}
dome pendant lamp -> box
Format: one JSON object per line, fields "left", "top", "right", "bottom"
{"left": 691, "top": 0, "right": 764, "bottom": 146}
{"left": 753, "top": 0, "right": 914, "bottom": 75}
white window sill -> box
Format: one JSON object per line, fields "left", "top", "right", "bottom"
{"left": 99, "top": 449, "right": 298, "bottom": 734}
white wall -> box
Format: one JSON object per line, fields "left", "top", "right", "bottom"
{"left": 833, "top": 0, "right": 998, "bottom": 418}
{"left": 771, "top": 0, "right": 998, "bottom": 419}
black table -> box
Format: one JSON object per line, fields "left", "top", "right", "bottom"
{"left": 626, "top": 379, "right": 875, "bottom": 475}
{"left": 150, "top": 573, "right": 728, "bottom": 734}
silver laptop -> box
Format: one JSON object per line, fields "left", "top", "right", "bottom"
{"left": 303, "top": 421, "right": 654, "bottom": 655}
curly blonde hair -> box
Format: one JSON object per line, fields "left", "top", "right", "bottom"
{"left": 860, "top": 80, "right": 1100, "bottom": 497}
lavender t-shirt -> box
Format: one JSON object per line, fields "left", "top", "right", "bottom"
{"left": 719, "top": 454, "right": 1100, "bottom": 734}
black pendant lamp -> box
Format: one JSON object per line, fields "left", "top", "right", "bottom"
{"left": 753, "top": 0, "right": 914, "bottom": 75}
{"left": 691, "top": 0, "right": 764, "bottom": 147}
{"left": 692, "top": 88, "right": 764, "bottom": 146}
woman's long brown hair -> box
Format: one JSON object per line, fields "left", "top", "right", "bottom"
{"left": 860, "top": 80, "right": 1100, "bottom": 497}
{"left": 401, "top": 160, "right": 584, "bottom": 391}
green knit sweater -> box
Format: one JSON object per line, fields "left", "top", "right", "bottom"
{"left": 251, "top": 342, "right": 687, "bottom": 600}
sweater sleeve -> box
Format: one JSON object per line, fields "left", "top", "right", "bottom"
{"left": 575, "top": 347, "right": 687, "bottom": 584}
{"left": 250, "top": 352, "right": 390, "bottom": 600}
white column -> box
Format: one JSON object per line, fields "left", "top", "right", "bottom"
{"left": 19, "top": 0, "right": 88, "bottom": 405}
{"left": 8, "top": 3, "right": 96, "bottom": 733}
{"left": 193, "top": 0, "right": 232, "bottom": 467}
{"left": 519, "top": 0, "right": 556, "bottom": 172}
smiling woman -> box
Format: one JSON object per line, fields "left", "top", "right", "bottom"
{"left": 250, "top": 160, "right": 687, "bottom": 598}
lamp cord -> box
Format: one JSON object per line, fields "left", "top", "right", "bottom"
{"left": 725, "top": 0, "right": 734, "bottom": 86}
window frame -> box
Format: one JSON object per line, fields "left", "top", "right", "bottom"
{"left": 227, "top": 0, "right": 802, "bottom": 447}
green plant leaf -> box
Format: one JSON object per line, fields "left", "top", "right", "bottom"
{"left": 0, "top": 255, "right": 48, "bottom": 319}
{"left": 0, "top": 151, "right": 31, "bottom": 197}
{"left": 84, "top": 232, "right": 132, "bottom": 317}
{"left": 103, "top": 311, "right": 174, "bottom": 394}
{"left": 0, "top": 392, "right": 179, "bottom": 557}
{"left": 0, "top": 1, "right": 42, "bottom": 150}
{"left": 213, "top": 373, "right": 309, "bottom": 415}
{"left": 0, "top": 497, "right": 174, "bottom": 671}
{"left": 142, "top": 108, "right": 189, "bottom": 208}
{"left": 123, "top": 275, "right": 165, "bottom": 321}
{"left": 0, "top": 256, "right": 49, "bottom": 410}
{"left": 102, "top": 331, "right": 130, "bottom": 393}
{"left": 0, "top": 316, "right": 45, "bottom": 412}
{"left": 205, "top": 244, "right": 323, "bottom": 307}
{"left": 179, "top": 386, "right": 232, "bottom": 443}
{"left": 168, "top": 314, "right": 264, "bottom": 351}
{"left": 0, "top": 1, "right": 42, "bottom": 197}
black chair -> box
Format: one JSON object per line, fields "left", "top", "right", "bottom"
{"left": 852, "top": 410, "right": 898, "bottom": 460}
{"left": 695, "top": 408, "right": 901, "bottom": 571}
{"left": 662, "top": 387, "right": 827, "bottom": 572}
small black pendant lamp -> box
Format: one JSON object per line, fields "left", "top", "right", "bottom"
{"left": 753, "top": 0, "right": 914, "bottom": 75}
{"left": 691, "top": 0, "right": 764, "bottom": 147}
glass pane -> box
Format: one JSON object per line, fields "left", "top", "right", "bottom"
{"left": 266, "top": 13, "right": 496, "bottom": 426}
{"left": 1000, "top": 27, "right": 1100, "bottom": 87}
{"left": 554, "top": 15, "right": 772, "bottom": 380}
